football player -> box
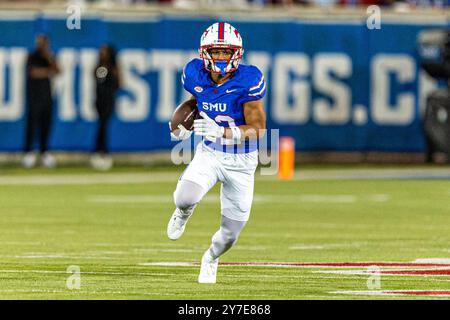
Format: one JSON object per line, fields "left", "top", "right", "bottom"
{"left": 168, "top": 22, "right": 266, "bottom": 284}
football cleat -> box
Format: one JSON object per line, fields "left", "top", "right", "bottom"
{"left": 198, "top": 249, "right": 219, "bottom": 284}
{"left": 21, "top": 152, "right": 37, "bottom": 168}
{"left": 90, "top": 154, "right": 113, "bottom": 171}
{"left": 167, "top": 207, "right": 192, "bottom": 240}
{"left": 41, "top": 153, "right": 57, "bottom": 168}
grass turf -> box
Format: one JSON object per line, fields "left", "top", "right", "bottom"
{"left": 0, "top": 165, "right": 449, "bottom": 299}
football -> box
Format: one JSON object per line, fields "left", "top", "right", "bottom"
{"left": 170, "top": 99, "right": 199, "bottom": 133}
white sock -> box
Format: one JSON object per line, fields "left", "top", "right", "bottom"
{"left": 209, "top": 215, "right": 246, "bottom": 260}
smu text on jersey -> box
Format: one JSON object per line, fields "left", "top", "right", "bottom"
{"left": 201, "top": 102, "right": 228, "bottom": 112}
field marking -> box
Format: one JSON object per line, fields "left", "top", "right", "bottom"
{"left": 133, "top": 248, "right": 197, "bottom": 253}
{"left": 88, "top": 195, "right": 218, "bottom": 204}
{"left": 1, "top": 168, "right": 449, "bottom": 187}
{"left": 381, "top": 269, "right": 450, "bottom": 276}
{"left": 332, "top": 290, "right": 450, "bottom": 297}
{"left": 139, "top": 262, "right": 197, "bottom": 267}
{"left": 0, "top": 289, "right": 67, "bottom": 294}
{"left": 267, "top": 168, "right": 450, "bottom": 181}
{"left": 0, "top": 267, "right": 364, "bottom": 281}
{"left": 233, "top": 245, "right": 267, "bottom": 251}
{"left": 0, "top": 241, "right": 50, "bottom": 245}
{"left": 0, "top": 269, "right": 175, "bottom": 276}
{"left": 312, "top": 259, "right": 450, "bottom": 276}
{"left": 367, "top": 194, "right": 391, "bottom": 202}
{"left": 3, "top": 288, "right": 440, "bottom": 299}
{"left": 138, "top": 261, "right": 450, "bottom": 268}
{"left": 88, "top": 193, "right": 390, "bottom": 204}
{"left": 15, "top": 254, "right": 67, "bottom": 259}
{"left": 10, "top": 249, "right": 206, "bottom": 259}
{"left": 277, "top": 195, "right": 357, "bottom": 203}
{"left": 138, "top": 261, "right": 200, "bottom": 267}
{"left": 0, "top": 289, "right": 183, "bottom": 297}
{"left": 414, "top": 258, "right": 450, "bottom": 264}
{"left": 372, "top": 290, "right": 450, "bottom": 297}
{"left": 314, "top": 268, "right": 450, "bottom": 276}
{"left": 0, "top": 173, "right": 179, "bottom": 186}
{"left": 332, "top": 290, "right": 386, "bottom": 296}
{"left": 290, "top": 242, "right": 368, "bottom": 250}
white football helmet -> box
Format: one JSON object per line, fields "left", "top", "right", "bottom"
{"left": 199, "top": 22, "right": 243, "bottom": 75}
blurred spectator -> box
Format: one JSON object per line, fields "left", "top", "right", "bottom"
{"left": 418, "top": 29, "right": 450, "bottom": 163}
{"left": 338, "top": 0, "right": 392, "bottom": 6}
{"left": 90, "top": 44, "right": 121, "bottom": 171}
{"left": 22, "top": 34, "right": 60, "bottom": 169}
{"left": 174, "top": 0, "right": 249, "bottom": 9}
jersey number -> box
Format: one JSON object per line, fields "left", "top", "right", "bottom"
{"left": 215, "top": 115, "right": 236, "bottom": 127}
{"left": 214, "top": 115, "right": 236, "bottom": 145}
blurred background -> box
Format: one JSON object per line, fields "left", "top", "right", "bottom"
{"left": 0, "top": 0, "right": 450, "bottom": 169}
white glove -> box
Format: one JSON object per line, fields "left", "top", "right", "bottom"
{"left": 169, "top": 122, "right": 192, "bottom": 141}
{"left": 194, "top": 111, "right": 224, "bottom": 141}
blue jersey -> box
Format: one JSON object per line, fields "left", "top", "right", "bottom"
{"left": 182, "top": 58, "right": 266, "bottom": 154}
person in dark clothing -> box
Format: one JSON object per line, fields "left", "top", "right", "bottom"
{"left": 22, "top": 34, "right": 60, "bottom": 168}
{"left": 420, "top": 30, "right": 450, "bottom": 163}
{"left": 90, "top": 44, "right": 121, "bottom": 170}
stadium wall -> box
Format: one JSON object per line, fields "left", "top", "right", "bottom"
{"left": 0, "top": 6, "right": 449, "bottom": 158}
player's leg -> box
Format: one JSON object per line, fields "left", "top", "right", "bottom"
{"left": 209, "top": 215, "right": 246, "bottom": 258}
{"left": 198, "top": 157, "right": 256, "bottom": 283}
{"left": 198, "top": 215, "right": 246, "bottom": 284}
{"left": 167, "top": 144, "right": 219, "bottom": 240}
{"left": 167, "top": 179, "right": 207, "bottom": 240}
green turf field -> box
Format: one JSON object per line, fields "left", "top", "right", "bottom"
{"left": 0, "top": 165, "right": 449, "bottom": 299}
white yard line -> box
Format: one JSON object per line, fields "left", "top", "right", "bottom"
{"left": 87, "top": 193, "right": 390, "bottom": 204}
{"left": 0, "top": 289, "right": 67, "bottom": 294}
{"left": 276, "top": 195, "right": 357, "bottom": 203}
{"left": 331, "top": 290, "right": 450, "bottom": 297}
{"left": 290, "top": 242, "right": 367, "bottom": 250}
{"left": 0, "top": 269, "right": 174, "bottom": 276}
{"left": 88, "top": 195, "right": 218, "bottom": 204}
{"left": 133, "top": 249, "right": 197, "bottom": 253}
{"left": 331, "top": 290, "right": 395, "bottom": 296}
{"left": 139, "top": 262, "right": 196, "bottom": 267}
{"left": 0, "top": 173, "right": 179, "bottom": 186}
{"left": 0, "top": 289, "right": 183, "bottom": 297}
{"left": 313, "top": 267, "right": 450, "bottom": 276}
{"left": 15, "top": 254, "right": 67, "bottom": 259}
{"left": 413, "top": 258, "right": 450, "bottom": 264}
{"left": 262, "top": 168, "right": 450, "bottom": 181}
{"left": 10, "top": 249, "right": 204, "bottom": 260}
{"left": 0, "top": 168, "right": 449, "bottom": 186}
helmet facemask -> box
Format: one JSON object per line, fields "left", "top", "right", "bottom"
{"left": 199, "top": 45, "right": 243, "bottom": 76}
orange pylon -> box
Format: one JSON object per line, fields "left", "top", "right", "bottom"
{"left": 278, "top": 136, "right": 295, "bottom": 180}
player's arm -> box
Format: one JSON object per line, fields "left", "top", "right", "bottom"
{"left": 169, "top": 95, "right": 197, "bottom": 141}
{"left": 194, "top": 100, "right": 265, "bottom": 142}
{"left": 224, "top": 99, "right": 266, "bottom": 140}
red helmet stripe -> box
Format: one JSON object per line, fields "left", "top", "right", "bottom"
{"left": 218, "top": 22, "right": 224, "bottom": 41}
